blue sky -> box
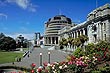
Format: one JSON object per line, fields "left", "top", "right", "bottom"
{"left": 0, "top": 0, "right": 110, "bottom": 39}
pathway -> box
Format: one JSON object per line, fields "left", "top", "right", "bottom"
{"left": 0, "top": 47, "right": 68, "bottom": 68}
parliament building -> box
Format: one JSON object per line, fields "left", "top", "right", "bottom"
{"left": 44, "top": 4, "right": 110, "bottom": 46}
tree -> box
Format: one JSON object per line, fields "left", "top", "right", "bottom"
{"left": 74, "top": 38, "right": 81, "bottom": 47}
{"left": 0, "top": 33, "right": 5, "bottom": 39}
{"left": 59, "top": 40, "right": 64, "bottom": 49}
{"left": 79, "top": 35, "right": 89, "bottom": 48}
{"left": 67, "top": 37, "right": 74, "bottom": 48}
{"left": 0, "top": 33, "right": 16, "bottom": 51}
{"left": 59, "top": 38, "right": 68, "bottom": 50}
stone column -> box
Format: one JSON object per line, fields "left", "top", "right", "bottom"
{"left": 51, "top": 37, "right": 52, "bottom": 45}
{"left": 71, "top": 32, "right": 73, "bottom": 37}
{"left": 75, "top": 31, "right": 77, "bottom": 38}
{"left": 44, "top": 37, "right": 46, "bottom": 45}
{"left": 70, "top": 32, "right": 72, "bottom": 37}
{"left": 99, "top": 22, "right": 103, "bottom": 40}
{"left": 96, "top": 23, "right": 99, "bottom": 41}
{"left": 77, "top": 31, "right": 79, "bottom": 38}
{"left": 79, "top": 30, "right": 81, "bottom": 36}
{"left": 55, "top": 37, "right": 56, "bottom": 44}
{"left": 83, "top": 28, "right": 85, "bottom": 35}
{"left": 73, "top": 32, "right": 76, "bottom": 38}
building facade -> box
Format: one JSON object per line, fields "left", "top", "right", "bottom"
{"left": 44, "top": 15, "right": 73, "bottom": 46}
{"left": 59, "top": 3, "right": 110, "bottom": 44}
{"left": 44, "top": 3, "right": 110, "bottom": 46}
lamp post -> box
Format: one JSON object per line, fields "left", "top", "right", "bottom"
{"left": 40, "top": 53, "right": 42, "bottom": 67}
{"left": 48, "top": 51, "right": 50, "bottom": 64}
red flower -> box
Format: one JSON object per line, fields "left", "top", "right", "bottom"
{"left": 98, "top": 48, "right": 100, "bottom": 51}
{"left": 44, "top": 69, "right": 48, "bottom": 72}
{"left": 31, "top": 63, "right": 36, "bottom": 68}
{"left": 70, "top": 55, "right": 76, "bottom": 61}
{"left": 37, "top": 68, "right": 42, "bottom": 72}
{"left": 31, "top": 69, "right": 34, "bottom": 73}
{"left": 102, "top": 48, "right": 104, "bottom": 51}
{"left": 60, "top": 61, "right": 66, "bottom": 65}
{"left": 43, "top": 62, "right": 48, "bottom": 67}
{"left": 104, "top": 51, "right": 106, "bottom": 55}
{"left": 97, "top": 58, "right": 101, "bottom": 61}
{"left": 68, "top": 61, "right": 73, "bottom": 65}
{"left": 106, "top": 48, "right": 108, "bottom": 52}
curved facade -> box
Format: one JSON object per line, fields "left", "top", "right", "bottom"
{"left": 44, "top": 15, "right": 72, "bottom": 45}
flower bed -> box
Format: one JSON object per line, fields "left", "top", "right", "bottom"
{"left": 30, "top": 48, "right": 110, "bottom": 73}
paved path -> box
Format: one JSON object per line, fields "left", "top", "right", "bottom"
{"left": 0, "top": 47, "right": 68, "bottom": 68}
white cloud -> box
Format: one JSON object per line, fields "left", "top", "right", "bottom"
{"left": 2, "top": 0, "right": 37, "bottom": 12}
{"left": 0, "top": 13, "right": 7, "bottom": 19}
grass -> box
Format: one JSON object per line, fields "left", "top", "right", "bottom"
{"left": 0, "top": 52, "right": 23, "bottom": 64}
{"left": 22, "top": 48, "right": 29, "bottom": 51}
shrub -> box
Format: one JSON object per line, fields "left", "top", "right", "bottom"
{"left": 73, "top": 47, "right": 85, "bottom": 58}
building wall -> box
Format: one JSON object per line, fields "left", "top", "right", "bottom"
{"left": 59, "top": 3, "right": 110, "bottom": 46}
{"left": 43, "top": 3, "right": 110, "bottom": 47}
{"left": 44, "top": 15, "right": 73, "bottom": 46}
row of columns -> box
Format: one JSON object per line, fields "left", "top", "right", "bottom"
{"left": 88, "top": 21, "right": 106, "bottom": 43}
{"left": 45, "top": 37, "right": 58, "bottom": 45}
{"left": 95, "top": 21, "right": 106, "bottom": 42}
{"left": 67, "top": 28, "right": 87, "bottom": 38}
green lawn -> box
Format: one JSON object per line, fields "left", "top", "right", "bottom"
{"left": 0, "top": 52, "right": 23, "bottom": 64}
{"left": 22, "top": 48, "right": 29, "bottom": 51}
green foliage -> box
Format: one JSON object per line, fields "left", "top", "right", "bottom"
{"left": 73, "top": 47, "right": 85, "bottom": 57}
{"left": 59, "top": 38, "right": 68, "bottom": 50}
{"left": 67, "top": 37, "right": 73, "bottom": 45}
{"left": 91, "top": 65, "right": 110, "bottom": 73}
{"left": 74, "top": 38, "right": 81, "bottom": 47}
{"left": 0, "top": 33, "right": 16, "bottom": 51}
{"left": 96, "top": 41, "right": 110, "bottom": 49}
{"left": 91, "top": 70, "right": 101, "bottom": 73}
{"left": 79, "top": 35, "right": 89, "bottom": 43}
{"left": 68, "top": 64, "right": 76, "bottom": 70}
{"left": 85, "top": 43, "right": 96, "bottom": 56}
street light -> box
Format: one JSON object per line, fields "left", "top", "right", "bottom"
{"left": 48, "top": 51, "right": 50, "bottom": 64}
{"left": 40, "top": 53, "right": 42, "bottom": 67}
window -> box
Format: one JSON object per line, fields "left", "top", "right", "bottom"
{"left": 54, "top": 17, "right": 61, "bottom": 20}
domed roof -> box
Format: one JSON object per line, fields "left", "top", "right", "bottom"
{"left": 47, "top": 15, "right": 72, "bottom": 24}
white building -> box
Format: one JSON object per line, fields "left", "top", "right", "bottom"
{"left": 44, "top": 15, "right": 74, "bottom": 46}
{"left": 44, "top": 3, "right": 110, "bottom": 47}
